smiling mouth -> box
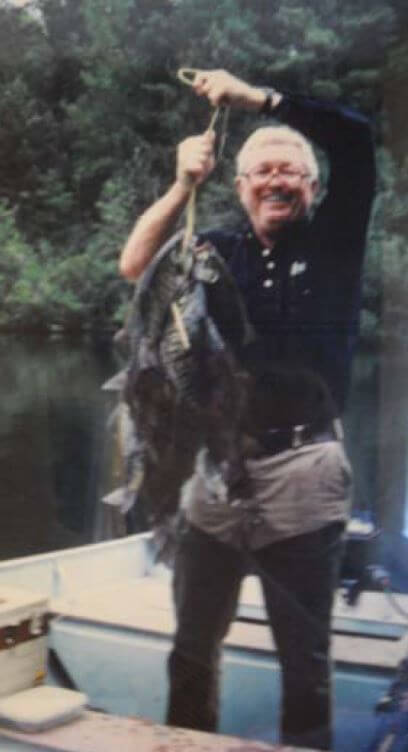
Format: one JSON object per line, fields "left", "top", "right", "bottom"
{"left": 262, "top": 190, "right": 294, "bottom": 206}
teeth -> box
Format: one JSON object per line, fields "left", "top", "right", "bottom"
{"left": 264, "top": 191, "right": 292, "bottom": 203}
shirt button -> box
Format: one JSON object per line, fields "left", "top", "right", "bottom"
{"left": 263, "top": 279, "right": 273, "bottom": 288}
{"left": 261, "top": 248, "right": 271, "bottom": 257}
{"left": 266, "top": 261, "right": 275, "bottom": 270}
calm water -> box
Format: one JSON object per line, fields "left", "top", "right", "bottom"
{"left": 0, "top": 333, "right": 117, "bottom": 559}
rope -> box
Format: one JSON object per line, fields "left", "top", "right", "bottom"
{"left": 177, "top": 68, "right": 229, "bottom": 257}
{"left": 169, "top": 68, "right": 230, "bottom": 349}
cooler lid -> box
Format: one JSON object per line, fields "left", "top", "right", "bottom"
{"left": 0, "top": 686, "right": 88, "bottom": 732}
{"left": 0, "top": 586, "right": 48, "bottom": 628}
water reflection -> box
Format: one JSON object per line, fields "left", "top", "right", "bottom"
{"left": 0, "top": 333, "right": 116, "bottom": 559}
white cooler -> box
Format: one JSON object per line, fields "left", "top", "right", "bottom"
{"left": 0, "top": 586, "right": 87, "bottom": 732}
{"left": 0, "top": 585, "right": 49, "bottom": 697}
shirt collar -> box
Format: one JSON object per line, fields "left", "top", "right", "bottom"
{"left": 242, "top": 216, "right": 310, "bottom": 251}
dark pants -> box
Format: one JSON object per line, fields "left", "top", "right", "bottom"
{"left": 166, "top": 521, "right": 344, "bottom": 750}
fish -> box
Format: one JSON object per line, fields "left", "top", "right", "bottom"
{"left": 103, "top": 230, "right": 255, "bottom": 557}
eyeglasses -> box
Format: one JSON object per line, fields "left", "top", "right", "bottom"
{"left": 241, "top": 164, "right": 311, "bottom": 185}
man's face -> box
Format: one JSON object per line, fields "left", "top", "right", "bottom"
{"left": 235, "top": 141, "right": 318, "bottom": 239}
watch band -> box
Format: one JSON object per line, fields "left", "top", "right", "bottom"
{"left": 259, "top": 87, "right": 279, "bottom": 115}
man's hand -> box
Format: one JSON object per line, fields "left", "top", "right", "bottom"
{"left": 192, "top": 69, "right": 267, "bottom": 111}
{"left": 176, "top": 130, "right": 216, "bottom": 189}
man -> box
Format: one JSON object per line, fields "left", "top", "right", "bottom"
{"left": 119, "top": 70, "right": 375, "bottom": 750}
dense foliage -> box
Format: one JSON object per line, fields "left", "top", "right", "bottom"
{"left": 0, "top": 0, "right": 407, "bottom": 339}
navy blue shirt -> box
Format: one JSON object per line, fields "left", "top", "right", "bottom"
{"left": 199, "top": 93, "right": 376, "bottom": 427}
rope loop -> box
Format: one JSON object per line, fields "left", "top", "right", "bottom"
{"left": 177, "top": 68, "right": 199, "bottom": 87}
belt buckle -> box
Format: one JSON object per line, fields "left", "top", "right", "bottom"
{"left": 292, "top": 424, "right": 307, "bottom": 449}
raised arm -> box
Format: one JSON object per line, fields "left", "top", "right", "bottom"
{"left": 119, "top": 130, "right": 216, "bottom": 280}
{"left": 270, "top": 92, "right": 376, "bottom": 239}
{"left": 190, "top": 69, "right": 281, "bottom": 111}
{"left": 191, "top": 70, "right": 374, "bottom": 203}
{"left": 190, "top": 68, "right": 375, "bottom": 255}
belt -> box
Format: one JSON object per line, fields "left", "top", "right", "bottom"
{"left": 255, "top": 421, "right": 339, "bottom": 458}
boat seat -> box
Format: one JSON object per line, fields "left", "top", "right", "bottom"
{"left": 49, "top": 573, "right": 408, "bottom": 671}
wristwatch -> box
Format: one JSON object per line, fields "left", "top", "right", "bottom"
{"left": 259, "top": 87, "right": 281, "bottom": 114}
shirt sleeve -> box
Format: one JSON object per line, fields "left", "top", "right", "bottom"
{"left": 269, "top": 92, "right": 376, "bottom": 266}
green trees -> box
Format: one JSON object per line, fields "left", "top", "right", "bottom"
{"left": 0, "top": 0, "right": 406, "bottom": 337}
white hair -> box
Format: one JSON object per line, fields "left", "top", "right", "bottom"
{"left": 236, "top": 125, "right": 319, "bottom": 181}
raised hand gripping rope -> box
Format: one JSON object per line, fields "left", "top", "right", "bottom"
{"left": 177, "top": 68, "right": 230, "bottom": 256}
